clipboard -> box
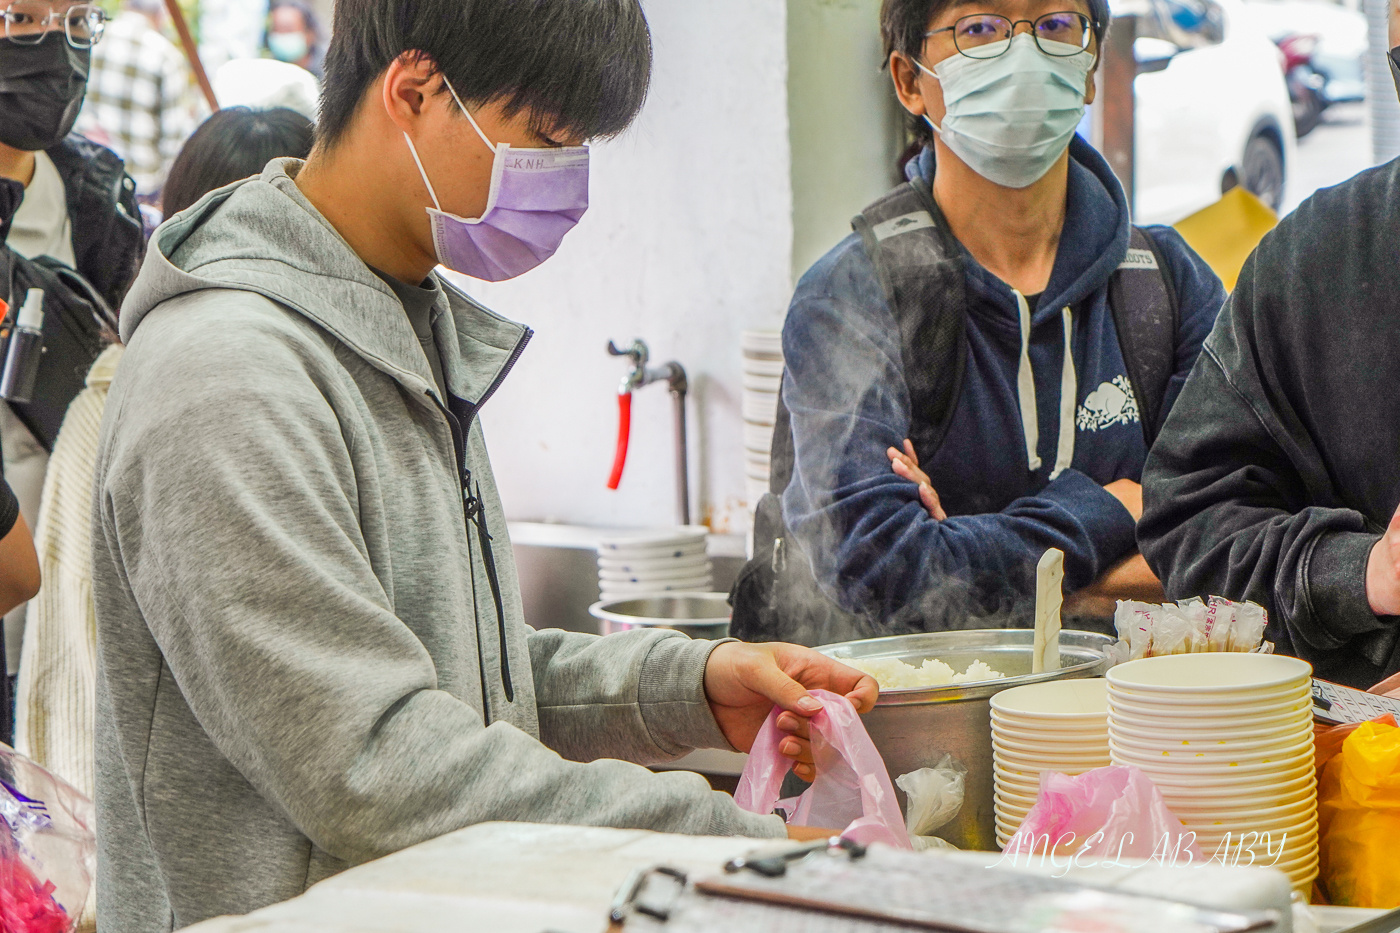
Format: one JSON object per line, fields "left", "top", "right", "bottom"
{"left": 611, "top": 842, "right": 1281, "bottom": 933}
{"left": 1312, "top": 678, "right": 1400, "bottom": 727}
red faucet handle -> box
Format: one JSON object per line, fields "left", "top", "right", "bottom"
{"left": 607, "top": 391, "right": 633, "bottom": 491}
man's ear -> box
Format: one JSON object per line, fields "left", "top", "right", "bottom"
{"left": 890, "top": 51, "right": 929, "bottom": 117}
{"left": 381, "top": 51, "right": 441, "bottom": 135}
{"left": 1085, "top": 62, "right": 1098, "bottom": 105}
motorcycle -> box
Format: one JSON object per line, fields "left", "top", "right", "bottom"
{"left": 1277, "top": 33, "right": 1329, "bottom": 138}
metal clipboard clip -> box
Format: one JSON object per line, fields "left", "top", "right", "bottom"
{"left": 723, "top": 835, "right": 868, "bottom": 878}
{"left": 609, "top": 866, "right": 689, "bottom": 925}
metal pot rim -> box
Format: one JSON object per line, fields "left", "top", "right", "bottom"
{"left": 817, "top": 629, "right": 1116, "bottom": 705}
{"left": 588, "top": 593, "right": 731, "bottom": 628}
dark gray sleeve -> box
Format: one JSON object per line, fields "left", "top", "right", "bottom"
{"left": 1139, "top": 283, "right": 1389, "bottom": 678}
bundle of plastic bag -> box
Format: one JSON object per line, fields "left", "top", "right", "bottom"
{"left": 734, "top": 690, "right": 911, "bottom": 849}
{"left": 0, "top": 745, "right": 94, "bottom": 933}
{"left": 1114, "top": 596, "right": 1272, "bottom": 659}
{"left": 1004, "top": 765, "right": 1203, "bottom": 863}
{"left": 1317, "top": 719, "right": 1400, "bottom": 906}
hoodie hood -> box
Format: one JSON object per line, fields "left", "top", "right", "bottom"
{"left": 906, "top": 135, "right": 1132, "bottom": 328}
{"left": 123, "top": 158, "right": 530, "bottom": 407}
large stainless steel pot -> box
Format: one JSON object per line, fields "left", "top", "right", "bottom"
{"left": 818, "top": 629, "right": 1115, "bottom": 851}
{"left": 588, "top": 594, "right": 731, "bottom": 639}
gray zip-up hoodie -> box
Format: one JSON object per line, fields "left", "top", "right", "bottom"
{"left": 91, "top": 160, "right": 784, "bottom": 933}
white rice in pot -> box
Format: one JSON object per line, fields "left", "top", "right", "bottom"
{"left": 842, "top": 656, "right": 1006, "bottom": 690}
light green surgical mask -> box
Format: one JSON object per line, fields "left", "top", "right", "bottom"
{"left": 268, "top": 31, "right": 309, "bottom": 64}
{"left": 920, "top": 33, "right": 1094, "bottom": 188}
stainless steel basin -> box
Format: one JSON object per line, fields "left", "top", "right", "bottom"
{"left": 589, "top": 594, "right": 732, "bottom": 639}
{"left": 818, "top": 629, "right": 1115, "bottom": 851}
{"left": 510, "top": 522, "right": 744, "bottom": 634}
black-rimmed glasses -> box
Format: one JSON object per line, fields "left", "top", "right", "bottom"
{"left": 2, "top": 1, "right": 105, "bottom": 49}
{"left": 926, "top": 11, "right": 1093, "bottom": 60}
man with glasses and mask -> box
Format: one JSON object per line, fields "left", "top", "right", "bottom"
{"left": 90, "top": 1, "right": 878, "bottom": 930}
{"left": 0, "top": 0, "right": 141, "bottom": 733}
{"left": 732, "top": 0, "right": 1226, "bottom": 645}
{"left": 1137, "top": 0, "right": 1400, "bottom": 689}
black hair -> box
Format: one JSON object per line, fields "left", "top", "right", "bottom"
{"left": 881, "top": 0, "right": 1110, "bottom": 144}
{"left": 317, "top": 0, "right": 653, "bottom": 150}
{"left": 161, "top": 107, "right": 314, "bottom": 217}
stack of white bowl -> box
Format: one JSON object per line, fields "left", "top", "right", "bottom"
{"left": 741, "top": 331, "right": 784, "bottom": 505}
{"left": 596, "top": 527, "right": 712, "bottom": 602}
{"left": 990, "top": 679, "right": 1111, "bottom": 848}
{"left": 1107, "top": 653, "right": 1317, "bottom": 894}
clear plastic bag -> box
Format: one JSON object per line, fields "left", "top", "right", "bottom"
{"left": 0, "top": 744, "right": 94, "bottom": 933}
{"left": 1005, "top": 765, "right": 1204, "bottom": 862}
{"left": 734, "top": 690, "right": 911, "bottom": 849}
{"left": 896, "top": 755, "right": 966, "bottom": 851}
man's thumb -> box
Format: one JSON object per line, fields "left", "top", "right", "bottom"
{"left": 755, "top": 663, "right": 822, "bottom": 715}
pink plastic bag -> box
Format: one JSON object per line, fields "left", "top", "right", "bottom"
{"left": 734, "top": 690, "right": 910, "bottom": 849}
{"left": 0, "top": 744, "right": 95, "bottom": 933}
{"left": 1005, "top": 765, "right": 1203, "bottom": 863}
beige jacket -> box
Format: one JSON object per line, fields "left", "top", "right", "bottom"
{"left": 16, "top": 342, "right": 123, "bottom": 797}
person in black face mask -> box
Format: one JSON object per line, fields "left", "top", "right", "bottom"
{"left": 0, "top": 0, "right": 142, "bottom": 742}
{"left": 1138, "top": 0, "right": 1400, "bottom": 691}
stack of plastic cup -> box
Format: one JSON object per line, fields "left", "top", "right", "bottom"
{"left": 1107, "top": 653, "right": 1317, "bottom": 894}
{"left": 596, "top": 527, "right": 712, "bottom": 601}
{"left": 990, "top": 678, "right": 1111, "bottom": 848}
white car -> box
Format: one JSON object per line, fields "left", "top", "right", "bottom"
{"left": 1122, "top": 0, "right": 1298, "bottom": 224}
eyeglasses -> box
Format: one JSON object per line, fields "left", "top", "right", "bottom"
{"left": 925, "top": 11, "right": 1093, "bottom": 60}
{"left": 2, "top": 1, "right": 106, "bottom": 49}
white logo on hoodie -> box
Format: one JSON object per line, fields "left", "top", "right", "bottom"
{"left": 1076, "top": 376, "right": 1140, "bottom": 432}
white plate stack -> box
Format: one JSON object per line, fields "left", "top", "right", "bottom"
{"left": 1106, "top": 653, "right": 1318, "bottom": 895}
{"left": 741, "top": 331, "right": 784, "bottom": 506}
{"left": 596, "top": 527, "right": 712, "bottom": 602}
{"left": 990, "top": 679, "right": 1111, "bottom": 849}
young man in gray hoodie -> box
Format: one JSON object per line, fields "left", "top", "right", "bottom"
{"left": 91, "top": 1, "right": 876, "bottom": 930}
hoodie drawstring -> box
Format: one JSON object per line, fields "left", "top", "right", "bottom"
{"left": 1013, "top": 290, "right": 1078, "bottom": 481}
{"left": 1052, "top": 306, "right": 1077, "bottom": 480}
{"left": 1015, "top": 291, "right": 1041, "bottom": 473}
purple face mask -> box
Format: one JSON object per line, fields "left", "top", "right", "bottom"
{"left": 404, "top": 79, "right": 590, "bottom": 282}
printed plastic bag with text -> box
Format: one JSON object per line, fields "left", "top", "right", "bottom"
{"left": 734, "top": 690, "right": 911, "bottom": 849}
{"left": 1006, "top": 765, "right": 1204, "bottom": 862}
{"left": 1318, "top": 721, "right": 1400, "bottom": 907}
{"left": 0, "top": 744, "right": 94, "bottom": 933}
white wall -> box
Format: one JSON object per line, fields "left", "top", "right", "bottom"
{"left": 452, "top": 0, "right": 898, "bottom": 536}
{"left": 453, "top": 0, "right": 795, "bottom": 534}
{"left": 787, "top": 0, "right": 905, "bottom": 281}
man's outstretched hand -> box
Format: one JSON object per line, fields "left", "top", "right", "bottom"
{"left": 1368, "top": 503, "right": 1400, "bottom": 617}
{"left": 704, "top": 642, "right": 878, "bottom": 782}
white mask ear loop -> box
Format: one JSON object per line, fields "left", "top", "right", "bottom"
{"left": 913, "top": 59, "right": 946, "bottom": 135}
{"left": 402, "top": 131, "right": 444, "bottom": 212}
{"left": 441, "top": 76, "right": 501, "bottom": 154}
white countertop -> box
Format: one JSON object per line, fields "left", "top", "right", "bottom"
{"left": 183, "top": 822, "right": 1304, "bottom": 933}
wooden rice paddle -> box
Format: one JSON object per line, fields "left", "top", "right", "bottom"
{"left": 163, "top": 0, "right": 219, "bottom": 112}
{"left": 1033, "top": 549, "right": 1064, "bottom": 674}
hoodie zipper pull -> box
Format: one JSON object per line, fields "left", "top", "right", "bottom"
{"left": 463, "top": 469, "right": 481, "bottom": 520}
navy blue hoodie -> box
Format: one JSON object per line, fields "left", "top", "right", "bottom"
{"left": 780, "top": 137, "right": 1225, "bottom": 628}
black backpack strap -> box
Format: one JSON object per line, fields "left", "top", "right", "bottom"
{"left": 1108, "top": 227, "right": 1180, "bottom": 447}
{"left": 730, "top": 178, "right": 970, "bottom": 645}
{"left": 850, "top": 177, "right": 968, "bottom": 460}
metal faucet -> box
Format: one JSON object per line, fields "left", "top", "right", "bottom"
{"left": 606, "top": 339, "right": 691, "bottom": 526}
